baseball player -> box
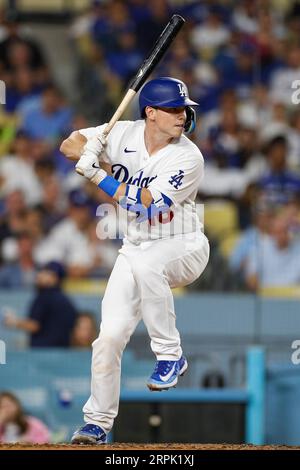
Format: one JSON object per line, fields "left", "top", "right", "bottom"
{"left": 60, "top": 77, "right": 209, "bottom": 444}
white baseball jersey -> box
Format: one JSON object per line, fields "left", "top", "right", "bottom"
{"left": 79, "top": 120, "right": 204, "bottom": 244}
{"left": 79, "top": 119, "right": 210, "bottom": 432}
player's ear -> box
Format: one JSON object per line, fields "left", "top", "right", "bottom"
{"left": 145, "top": 106, "right": 156, "bottom": 121}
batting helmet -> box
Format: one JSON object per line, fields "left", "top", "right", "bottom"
{"left": 139, "top": 77, "right": 199, "bottom": 134}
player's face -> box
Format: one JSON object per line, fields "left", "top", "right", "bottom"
{"left": 148, "top": 106, "right": 187, "bottom": 138}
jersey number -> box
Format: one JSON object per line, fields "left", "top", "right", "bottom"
{"left": 148, "top": 210, "right": 174, "bottom": 226}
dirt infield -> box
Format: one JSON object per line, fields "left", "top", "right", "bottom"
{"left": 0, "top": 443, "right": 299, "bottom": 450}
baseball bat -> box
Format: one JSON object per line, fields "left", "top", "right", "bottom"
{"left": 76, "top": 14, "right": 185, "bottom": 175}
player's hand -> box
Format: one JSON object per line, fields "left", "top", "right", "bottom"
{"left": 3, "top": 310, "right": 19, "bottom": 328}
{"left": 82, "top": 134, "right": 107, "bottom": 159}
{"left": 75, "top": 153, "right": 107, "bottom": 184}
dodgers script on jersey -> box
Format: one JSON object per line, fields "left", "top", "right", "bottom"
{"left": 79, "top": 120, "right": 204, "bottom": 243}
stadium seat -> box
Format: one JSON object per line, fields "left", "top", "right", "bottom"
{"left": 219, "top": 231, "right": 241, "bottom": 259}
{"left": 204, "top": 201, "right": 239, "bottom": 241}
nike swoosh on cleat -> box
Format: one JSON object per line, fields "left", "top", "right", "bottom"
{"left": 92, "top": 163, "right": 101, "bottom": 169}
{"left": 159, "top": 364, "right": 177, "bottom": 382}
{"left": 124, "top": 147, "right": 136, "bottom": 153}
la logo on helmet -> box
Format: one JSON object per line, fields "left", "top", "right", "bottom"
{"left": 177, "top": 83, "right": 187, "bottom": 97}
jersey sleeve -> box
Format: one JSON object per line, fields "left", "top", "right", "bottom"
{"left": 148, "top": 154, "right": 204, "bottom": 206}
{"left": 78, "top": 124, "right": 106, "bottom": 140}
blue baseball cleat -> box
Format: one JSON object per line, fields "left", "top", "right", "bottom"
{"left": 147, "top": 356, "right": 188, "bottom": 391}
{"left": 71, "top": 423, "right": 107, "bottom": 445}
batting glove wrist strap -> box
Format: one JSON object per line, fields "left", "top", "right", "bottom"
{"left": 98, "top": 174, "right": 121, "bottom": 197}
{"left": 90, "top": 169, "right": 107, "bottom": 185}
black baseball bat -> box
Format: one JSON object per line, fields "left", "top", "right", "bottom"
{"left": 129, "top": 14, "right": 185, "bottom": 91}
{"left": 76, "top": 14, "right": 185, "bottom": 174}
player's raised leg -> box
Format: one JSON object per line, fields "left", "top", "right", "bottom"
{"left": 123, "top": 233, "right": 209, "bottom": 391}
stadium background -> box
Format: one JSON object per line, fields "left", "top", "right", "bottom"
{"left": 0, "top": 0, "right": 300, "bottom": 446}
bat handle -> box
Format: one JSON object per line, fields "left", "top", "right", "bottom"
{"left": 75, "top": 147, "right": 105, "bottom": 176}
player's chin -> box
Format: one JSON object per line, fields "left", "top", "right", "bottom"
{"left": 172, "top": 125, "right": 184, "bottom": 137}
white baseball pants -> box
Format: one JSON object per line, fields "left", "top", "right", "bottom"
{"left": 83, "top": 232, "right": 209, "bottom": 433}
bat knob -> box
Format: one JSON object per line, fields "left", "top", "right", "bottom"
{"left": 75, "top": 168, "right": 84, "bottom": 176}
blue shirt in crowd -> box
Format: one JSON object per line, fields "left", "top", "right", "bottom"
{"left": 29, "top": 287, "right": 77, "bottom": 347}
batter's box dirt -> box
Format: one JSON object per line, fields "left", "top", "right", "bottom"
{"left": 0, "top": 443, "right": 299, "bottom": 450}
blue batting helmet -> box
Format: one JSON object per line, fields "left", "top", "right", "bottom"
{"left": 139, "top": 77, "right": 199, "bottom": 134}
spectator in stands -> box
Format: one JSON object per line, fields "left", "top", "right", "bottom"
{"left": 87, "top": 219, "right": 119, "bottom": 278}
{"left": 20, "top": 85, "right": 73, "bottom": 145}
{"left": 0, "top": 230, "right": 36, "bottom": 288}
{"left": 270, "top": 45, "right": 300, "bottom": 106}
{"left": 92, "top": 0, "right": 135, "bottom": 54}
{"left": 3, "top": 261, "right": 77, "bottom": 347}
{"left": 0, "top": 391, "right": 50, "bottom": 443}
{"left": 106, "top": 29, "right": 143, "bottom": 85}
{"left": 221, "top": 41, "right": 258, "bottom": 99}
{"left": 0, "top": 11, "right": 49, "bottom": 87}
{"left": 286, "top": 2, "right": 300, "bottom": 44}
{"left": 199, "top": 88, "right": 238, "bottom": 146}
{"left": 5, "top": 66, "right": 44, "bottom": 113}
{"left": 246, "top": 209, "right": 300, "bottom": 290}
{"left": 258, "top": 101, "right": 290, "bottom": 145}
{"left": 232, "top": 0, "right": 258, "bottom": 35}
{"left": 198, "top": 159, "right": 248, "bottom": 200}
{"left": 258, "top": 135, "right": 300, "bottom": 206}
{"left": 208, "top": 108, "right": 241, "bottom": 167}
{"left": 229, "top": 199, "right": 274, "bottom": 283}
{"left": 288, "top": 110, "right": 300, "bottom": 171}
{"left": 0, "top": 189, "right": 27, "bottom": 246}
{"left": 135, "top": 0, "right": 171, "bottom": 53}
{"left": 35, "top": 165, "right": 66, "bottom": 233}
{"left": 25, "top": 206, "right": 46, "bottom": 246}
{"left": 14, "top": 206, "right": 57, "bottom": 269}
{"left": 0, "top": 130, "right": 42, "bottom": 206}
{"left": 191, "top": 4, "right": 230, "bottom": 60}
{"left": 35, "top": 189, "right": 96, "bottom": 277}
{"left": 160, "top": 36, "right": 197, "bottom": 77}
{"left": 70, "top": 312, "right": 98, "bottom": 348}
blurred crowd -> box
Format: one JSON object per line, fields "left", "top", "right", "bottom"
{"left": 1, "top": 0, "right": 300, "bottom": 292}
{"left": 3, "top": 260, "right": 98, "bottom": 348}
{"left": 0, "top": 391, "right": 50, "bottom": 444}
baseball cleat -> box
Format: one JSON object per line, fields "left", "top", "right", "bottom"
{"left": 178, "top": 355, "right": 188, "bottom": 376}
{"left": 71, "top": 423, "right": 107, "bottom": 445}
{"left": 147, "top": 356, "right": 188, "bottom": 391}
